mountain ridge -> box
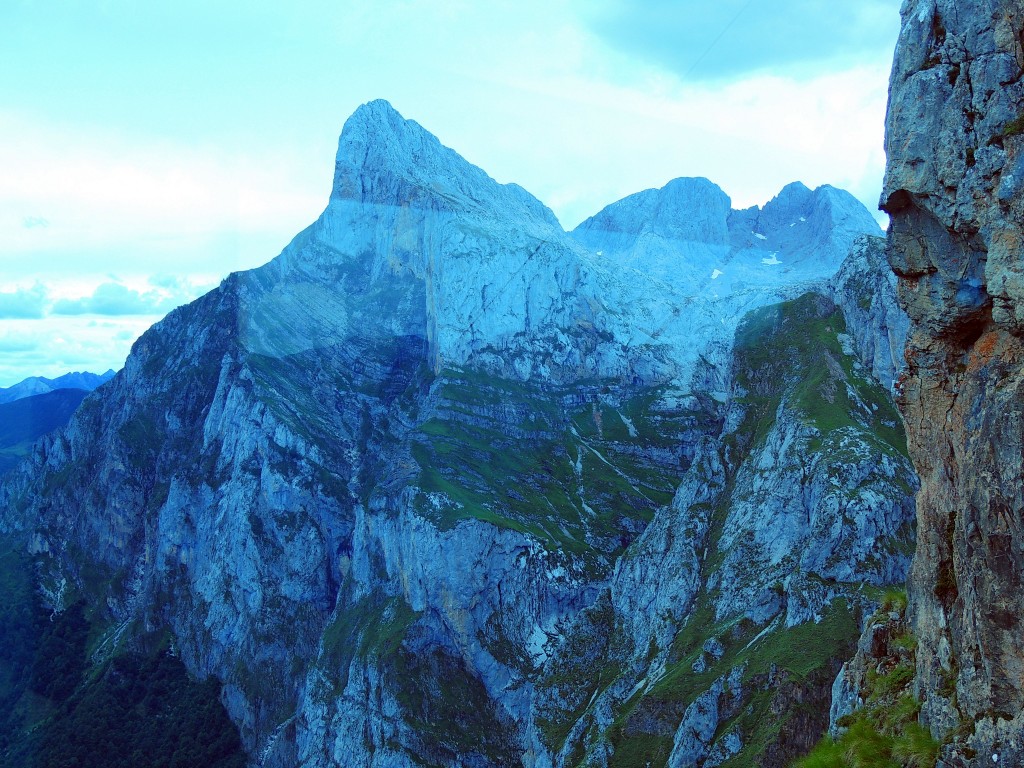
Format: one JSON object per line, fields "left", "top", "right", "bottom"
{"left": 0, "top": 369, "right": 115, "bottom": 405}
{"left": 0, "top": 99, "right": 913, "bottom": 768}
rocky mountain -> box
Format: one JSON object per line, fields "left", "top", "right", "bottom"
{"left": 0, "top": 100, "right": 914, "bottom": 767}
{"left": 0, "top": 370, "right": 116, "bottom": 405}
{"left": 879, "top": 0, "right": 1024, "bottom": 764}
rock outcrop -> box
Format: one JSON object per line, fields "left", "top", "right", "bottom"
{"left": 0, "top": 388, "right": 92, "bottom": 476}
{"left": 830, "top": 235, "right": 909, "bottom": 392}
{"left": 882, "top": 0, "right": 1024, "bottom": 763}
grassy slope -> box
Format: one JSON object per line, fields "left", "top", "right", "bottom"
{"left": 794, "top": 594, "right": 939, "bottom": 768}
{"left": 410, "top": 368, "right": 710, "bottom": 571}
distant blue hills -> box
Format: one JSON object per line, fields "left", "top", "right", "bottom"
{"left": 0, "top": 369, "right": 116, "bottom": 475}
{"left": 0, "top": 369, "right": 116, "bottom": 405}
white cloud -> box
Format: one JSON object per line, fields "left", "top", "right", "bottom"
{"left": 0, "top": 316, "right": 158, "bottom": 387}
{"left": 52, "top": 282, "right": 176, "bottom": 316}
{"left": 0, "top": 283, "right": 49, "bottom": 319}
{"left": 576, "top": 0, "right": 899, "bottom": 82}
{"left": 0, "top": 111, "right": 324, "bottom": 276}
{"left": 435, "top": 61, "right": 892, "bottom": 229}
{"left": 325, "top": 2, "right": 892, "bottom": 228}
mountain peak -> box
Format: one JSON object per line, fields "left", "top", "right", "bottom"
{"left": 0, "top": 368, "right": 115, "bottom": 405}
{"left": 572, "top": 176, "right": 731, "bottom": 248}
{"left": 755, "top": 181, "right": 879, "bottom": 239}
{"left": 354, "top": 98, "right": 404, "bottom": 119}
{"left": 343, "top": 99, "right": 429, "bottom": 146}
{"left": 327, "top": 100, "right": 559, "bottom": 228}
{"left": 777, "top": 180, "right": 812, "bottom": 198}
{"left": 661, "top": 176, "right": 729, "bottom": 199}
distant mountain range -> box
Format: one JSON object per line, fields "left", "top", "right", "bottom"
{"left": 0, "top": 369, "right": 116, "bottom": 405}
{"left": 0, "top": 370, "right": 116, "bottom": 475}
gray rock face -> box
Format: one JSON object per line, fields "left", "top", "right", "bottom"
{"left": 882, "top": 0, "right": 1024, "bottom": 762}
{"left": 0, "top": 100, "right": 913, "bottom": 767}
{"left": 666, "top": 667, "right": 744, "bottom": 768}
{"left": 0, "top": 388, "right": 93, "bottom": 476}
{"left": 830, "top": 235, "right": 909, "bottom": 391}
{"left": 533, "top": 286, "right": 915, "bottom": 765}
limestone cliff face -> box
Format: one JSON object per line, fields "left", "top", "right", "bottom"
{"left": 882, "top": 0, "right": 1024, "bottom": 762}
{"left": 830, "top": 235, "right": 909, "bottom": 392}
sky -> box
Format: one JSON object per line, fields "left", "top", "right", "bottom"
{"left": 0, "top": 0, "right": 903, "bottom": 387}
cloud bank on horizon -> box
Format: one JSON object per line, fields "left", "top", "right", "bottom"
{"left": 0, "top": 0, "right": 902, "bottom": 386}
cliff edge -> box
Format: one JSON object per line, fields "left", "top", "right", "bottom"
{"left": 882, "top": 0, "right": 1024, "bottom": 763}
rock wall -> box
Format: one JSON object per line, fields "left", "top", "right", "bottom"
{"left": 882, "top": 0, "right": 1024, "bottom": 762}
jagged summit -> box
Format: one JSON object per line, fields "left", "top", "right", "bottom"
{"left": 329, "top": 99, "right": 559, "bottom": 228}
{"left": 574, "top": 177, "right": 876, "bottom": 252}
{"left": 758, "top": 182, "right": 879, "bottom": 238}
{"left": 0, "top": 369, "right": 116, "bottom": 405}
{"left": 573, "top": 177, "right": 732, "bottom": 249}
{"left": 570, "top": 175, "right": 879, "bottom": 293}
{"left": 756, "top": 180, "right": 814, "bottom": 227}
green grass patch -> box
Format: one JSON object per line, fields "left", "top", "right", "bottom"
{"left": 794, "top": 718, "right": 938, "bottom": 768}
{"left": 411, "top": 370, "right": 692, "bottom": 567}
{"left": 794, "top": 605, "right": 938, "bottom": 768}
{"left": 609, "top": 600, "right": 858, "bottom": 767}
{"left": 320, "top": 592, "right": 420, "bottom": 690}
{"left": 732, "top": 293, "right": 908, "bottom": 460}
{"left": 1000, "top": 113, "right": 1024, "bottom": 139}
{"left": 535, "top": 594, "right": 623, "bottom": 754}
{"left": 388, "top": 642, "right": 519, "bottom": 765}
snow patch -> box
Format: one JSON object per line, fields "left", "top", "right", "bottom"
{"left": 753, "top": 232, "right": 767, "bottom": 240}
{"left": 711, "top": 269, "right": 723, "bottom": 280}
{"left": 526, "top": 625, "right": 550, "bottom": 663}
{"left": 762, "top": 253, "right": 782, "bottom": 266}
{"left": 616, "top": 409, "right": 639, "bottom": 438}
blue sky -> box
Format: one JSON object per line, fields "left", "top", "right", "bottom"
{"left": 0, "top": 0, "right": 902, "bottom": 386}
